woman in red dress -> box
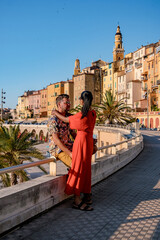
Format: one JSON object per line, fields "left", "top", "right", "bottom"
{"left": 53, "top": 91, "right": 96, "bottom": 211}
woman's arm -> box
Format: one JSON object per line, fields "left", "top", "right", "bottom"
{"left": 52, "top": 110, "right": 69, "bottom": 123}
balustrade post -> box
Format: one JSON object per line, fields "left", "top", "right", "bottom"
{"left": 92, "top": 154, "right": 96, "bottom": 163}
{"left": 132, "top": 139, "right": 136, "bottom": 145}
{"left": 118, "top": 132, "right": 122, "bottom": 150}
{"left": 97, "top": 130, "right": 101, "bottom": 158}
{"left": 124, "top": 141, "right": 128, "bottom": 149}
{"left": 137, "top": 136, "right": 140, "bottom": 141}
{"left": 49, "top": 158, "right": 56, "bottom": 176}
{"left": 112, "top": 145, "right": 117, "bottom": 155}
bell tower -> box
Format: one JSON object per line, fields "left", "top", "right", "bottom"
{"left": 113, "top": 25, "right": 124, "bottom": 62}
{"left": 74, "top": 58, "right": 81, "bottom": 75}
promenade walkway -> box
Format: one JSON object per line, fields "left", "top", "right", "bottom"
{"left": 1, "top": 130, "right": 160, "bottom": 240}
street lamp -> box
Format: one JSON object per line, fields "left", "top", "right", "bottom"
{"left": 147, "top": 88, "right": 150, "bottom": 129}
{"left": 1, "top": 89, "right": 6, "bottom": 121}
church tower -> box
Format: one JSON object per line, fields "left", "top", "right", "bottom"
{"left": 113, "top": 25, "right": 124, "bottom": 62}
{"left": 74, "top": 58, "right": 81, "bottom": 75}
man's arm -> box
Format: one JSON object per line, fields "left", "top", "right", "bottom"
{"left": 52, "top": 132, "right": 72, "bottom": 158}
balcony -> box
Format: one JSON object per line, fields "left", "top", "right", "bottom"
{"left": 152, "top": 85, "right": 158, "bottom": 89}
{"left": 117, "top": 89, "right": 126, "bottom": 94}
{"left": 141, "top": 76, "right": 148, "bottom": 81}
{"left": 135, "top": 62, "right": 142, "bottom": 69}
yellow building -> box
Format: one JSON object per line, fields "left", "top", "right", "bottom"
{"left": 47, "top": 81, "right": 65, "bottom": 116}
{"left": 102, "top": 25, "right": 125, "bottom": 100}
{"left": 17, "top": 95, "right": 26, "bottom": 119}
{"left": 140, "top": 43, "right": 160, "bottom": 111}
{"left": 102, "top": 62, "right": 114, "bottom": 97}
{"left": 40, "top": 88, "right": 48, "bottom": 117}
{"left": 155, "top": 43, "right": 160, "bottom": 108}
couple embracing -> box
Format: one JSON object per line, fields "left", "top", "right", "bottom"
{"left": 48, "top": 91, "right": 96, "bottom": 211}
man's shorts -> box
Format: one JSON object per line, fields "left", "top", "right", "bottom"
{"left": 56, "top": 152, "right": 72, "bottom": 168}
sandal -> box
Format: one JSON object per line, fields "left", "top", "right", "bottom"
{"left": 72, "top": 201, "right": 93, "bottom": 211}
{"left": 82, "top": 193, "right": 92, "bottom": 205}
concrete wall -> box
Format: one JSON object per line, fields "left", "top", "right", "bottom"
{"left": 0, "top": 136, "right": 143, "bottom": 235}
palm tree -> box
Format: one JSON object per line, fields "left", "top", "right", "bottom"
{"left": 94, "top": 90, "right": 135, "bottom": 125}
{"left": 0, "top": 125, "right": 47, "bottom": 187}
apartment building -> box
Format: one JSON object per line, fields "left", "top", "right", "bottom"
{"left": 64, "top": 80, "right": 74, "bottom": 109}
{"left": 16, "top": 25, "right": 160, "bottom": 124}
{"left": 47, "top": 81, "right": 65, "bottom": 117}
{"left": 17, "top": 95, "right": 26, "bottom": 119}
{"left": 40, "top": 88, "right": 47, "bottom": 117}
{"left": 73, "top": 59, "right": 105, "bottom": 107}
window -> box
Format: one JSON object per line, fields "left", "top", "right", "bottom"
{"left": 152, "top": 62, "right": 154, "bottom": 68}
{"left": 109, "top": 63, "right": 112, "bottom": 69}
{"left": 118, "top": 44, "right": 120, "bottom": 48}
{"left": 148, "top": 63, "right": 150, "bottom": 70}
{"left": 55, "top": 84, "right": 59, "bottom": 88}
{"left": 61, "top": 84, "right": 64, "bottom": 87}
{"left": 110, "top": 70, "right": 112, "bottom": 75}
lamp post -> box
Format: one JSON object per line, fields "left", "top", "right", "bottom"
{"left": 1, "top": 89, "right": 6, "bottom": 121}
{"left": 147, "top": 88, "right": 150, "bottom": 129}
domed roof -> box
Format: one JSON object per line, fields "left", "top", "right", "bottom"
{"left": 115, "top": 25, "right": 122, "bottom": 36}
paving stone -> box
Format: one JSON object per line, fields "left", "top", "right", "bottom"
{"left": 2, "top": 131, "right": 160, "bottom": 240}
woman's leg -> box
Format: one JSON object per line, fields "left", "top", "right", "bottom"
{"left": 73, "top": 195, "right": 93, "bottom": 211}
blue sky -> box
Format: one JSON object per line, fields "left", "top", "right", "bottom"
{"left": 0, "top": 0, "right": 160, "bottom": 109}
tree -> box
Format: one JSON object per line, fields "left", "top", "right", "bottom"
{"left": 93, "top": 90, "right": 135, "bottom": 124}
{"left": 0, "top": 125, "right": 47, "bottom": 187}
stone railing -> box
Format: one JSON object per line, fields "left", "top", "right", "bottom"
{"left": 0, "top": 126, "right": 143, "bottom": 235}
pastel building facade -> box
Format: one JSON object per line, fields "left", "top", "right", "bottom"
{"left": 40, "top": 88, "right": 47, "bottom": 117}
{"left": 47, "top": 81, "right": 65, "bottom": 117}
{"left": 16, "top": 25, "right": 160, "bottom": 127}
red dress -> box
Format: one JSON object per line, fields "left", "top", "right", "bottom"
{"left": 65, "top": 110, "right": 96, "bottom": 196}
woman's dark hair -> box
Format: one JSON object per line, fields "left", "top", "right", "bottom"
{"left": 80, "top": 91, "right": 93, "bottom": 119}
